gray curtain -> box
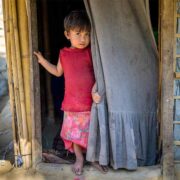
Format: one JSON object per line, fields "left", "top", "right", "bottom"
{"left": 84, "top": 0, "right": 159, "bottom": 170}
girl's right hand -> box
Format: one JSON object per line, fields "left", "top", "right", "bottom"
{"left": 33, "top": 51, "right": 44, "bottom": 64}
{"left": 92, "top": 92, "right": 101, "bottom": 104}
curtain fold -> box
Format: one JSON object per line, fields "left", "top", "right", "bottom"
{"left": 84, "top": 0, "right": 159, "bottom": 170}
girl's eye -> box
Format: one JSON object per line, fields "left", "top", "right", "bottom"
{"left": 76, "top": 32, "right": 80, "bottom": 35}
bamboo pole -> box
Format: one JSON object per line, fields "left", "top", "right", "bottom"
{"left": 12, "top": 0, "right": 31, "bottom": 168}
{"left": 9, "top": 0, "right": 23, "bottom": 144}
{"left": 11, "top": 0, "right": 28, "bottom": 141}
{"left": 17, "top": 0, "right": 32, "bottom": 140}
{"left": 16, "top": 0, "right": 32, "bottom": 168}
{"left": 9, "top": 0, "right": 31, "bottom": 168}
{"left": 8, "top": 0, "right": 24, "bottom": 165}
{"left": 2, "top": 0, "right": 20, "bottom": 166}
{"left": 9, "top": 0, "right": 22, "bottom": 149}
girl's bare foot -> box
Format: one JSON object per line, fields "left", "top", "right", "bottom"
{"left": 91, "top": 162, "right": 108, "bottom": 174}
{"left": 72, "top": 157, "right": 84, "bottom": 175}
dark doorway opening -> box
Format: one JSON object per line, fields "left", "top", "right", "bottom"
{"left": 149, "top": 0, "right": 159, "bottom": 45}
{"left": 36, "top": 0, "right": 86, "bottom": 161}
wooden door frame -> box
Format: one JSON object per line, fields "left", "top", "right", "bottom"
{"left": 160, "top": 0, "right": 175, "bottom": 179}
{"left": 27, "top": 0, "right": 42, "bottom": 168}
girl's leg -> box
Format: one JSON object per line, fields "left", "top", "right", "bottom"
{"left": 72, "top": 143, "right": 84, "bottom": 175}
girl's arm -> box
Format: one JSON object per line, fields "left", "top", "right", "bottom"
{"left": 34, "top": 51, "right": 63, "bottom": 77}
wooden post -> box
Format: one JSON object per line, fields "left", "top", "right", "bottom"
{"left": 160, "top": 0, "right": 175, "bottom": 179}
{"left": 26, "top": 0, "right": 42, "bottom": 168}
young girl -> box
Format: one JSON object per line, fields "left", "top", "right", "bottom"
{"left": 34, "top": 10, "right": 101, "bottom": 175}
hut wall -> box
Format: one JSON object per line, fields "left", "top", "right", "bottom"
{"left": 2, "top": 0, "right": 32, "bottom": 168}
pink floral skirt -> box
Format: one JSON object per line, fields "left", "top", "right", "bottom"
{"left": 60, "top": 111, "right": 91, "bottom": 153}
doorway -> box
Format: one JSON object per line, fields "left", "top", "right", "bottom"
{"left": 34, "top": 0, "right": 160, "bottom": 166}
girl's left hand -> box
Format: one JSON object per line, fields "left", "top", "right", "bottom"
{"left": 33, "top": 51, "right": 44, "bottom": 64}
{"left": 92, "top": 92, "right": 101, "bottom": 104}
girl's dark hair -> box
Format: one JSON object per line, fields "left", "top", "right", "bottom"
{"left": 64, "top": 10, "right": 91, "bottom": 32}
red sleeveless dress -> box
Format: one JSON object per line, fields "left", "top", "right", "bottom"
{"left": 59, "top": 47, "right": 95, "bottom": 112}
{"left": 59, "top": 47, "right": 95, "bottom": 152}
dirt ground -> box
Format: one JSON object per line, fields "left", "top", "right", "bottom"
{"left": 0, "top": 163, "right": 163, "bottom": 180}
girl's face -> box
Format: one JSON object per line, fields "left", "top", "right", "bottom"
{"left": 64, "top": 28, "right": 90, "bottom": 49}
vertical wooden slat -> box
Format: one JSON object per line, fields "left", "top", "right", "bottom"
{"left": 26, "top": 0, "right": 42, "bottom": 168}
{"left": 160, "top": 0, "right": 175, "bottom": 179}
